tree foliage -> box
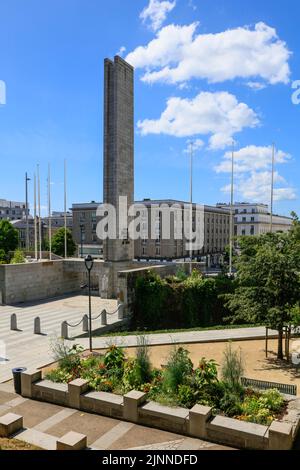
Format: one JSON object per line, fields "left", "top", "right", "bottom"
{"left": 51, "top": 228, "right": 76, "bottom": 257}
{"left": 10, "top": 249, "right": 25, "bottom": 264}
{"left": 0, "top": 220, "right": 19, "bottom": 253}
{"left": 224, "top": 231, "right": 300, "bottom": 359}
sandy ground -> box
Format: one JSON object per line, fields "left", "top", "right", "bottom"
{"left": 119, "top": 339, "right": 300, "bottom": 395}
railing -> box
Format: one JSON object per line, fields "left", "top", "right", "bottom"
{"left": 61, "top": 303, "right": 125, "bottom": 339}
{"left": 241, "top": 377, "right": 297, "bottom": 396}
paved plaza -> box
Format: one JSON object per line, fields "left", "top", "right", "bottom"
{"left": 0, "top": 294, "right": 277, "bottom": 383}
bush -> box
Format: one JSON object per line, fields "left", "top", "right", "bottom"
{"left": 132, "top": 271, "right": 235, "bottom": 330}
{"left": 49, "top": 336, "right": 83, "bottom": 373}
{"left": 221, "top": 342, "right": 244, "bottom": 390}
{"left": 177, "top": 384, "right": 196, "bottom": 408}
{"left": 104, "top": 345, "right": 125, "bottom": 379}
{"left": 162, "top": 347, "right": 193, "bottom": 393}
{"left": 10, "top": 249, "right": 25, "bottom": 264}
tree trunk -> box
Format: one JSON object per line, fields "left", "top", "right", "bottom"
{"left": 278, "top": 328, "right": 284, "bottom": 360}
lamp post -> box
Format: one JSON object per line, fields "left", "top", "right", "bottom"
{"left": 85, "top": 255, "right": 94, "bottom": 352}
{"left": 80, "top": 224, "right": 84, "bottom": 258}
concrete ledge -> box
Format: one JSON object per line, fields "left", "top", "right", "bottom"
{"left": 189, "top": 405, "right": 212, "bottom": 439}
{"left": 207, "top": 415, "right": 269, "bottom": 450}
{"left": 139, "top": 401, "right": 189, "bottom": 434}
{"left": 21, "top": 370, "right": 42, "bottom": 398}
{"left": 80, "top": 391, "right": 123, "bottom": 419}
{"left": 123, "top": 391, "right": 147, "bottom": 423}
{"left": 32, "top": 380, "right": 68, "bottom": 406}
{"left": 56, "top": 431, "right": 87, "bottom": 450}
{"left": 269, "top": 421, "right": 293, "bottom": 450}
{"left": 68, "top": 379, "right": 89, "bottom": 409}
{"left": 21, "top": 370, "right": 300, "bottom": 450}
{"left": 0, "top": 413, "right": 23, "bottom": 437}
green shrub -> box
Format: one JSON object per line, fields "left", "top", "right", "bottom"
{"left": 162, "top": 347, "right": 193, "bottom": 393}
{"left": 221, "top": 342, "right": 244, "bottom": 390}
{"left": 10, "top": 249, "right": 25, "bottom": 264}
{"left": 49, "top": 337, "right": 83, "bottom": 373}
{"left": 177, "top": 384, "right": 196, "bottom": 408}
{"left": 104, "top": 345, "right": 125, "bottom": 371}
{"left": 194, "top": 358, "right": 219, "bottom": 388}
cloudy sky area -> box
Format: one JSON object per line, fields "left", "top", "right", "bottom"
{"left": 0, "top": 0, "right": 299, "bottom": 215}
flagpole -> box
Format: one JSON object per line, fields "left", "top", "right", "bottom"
{"left": 229, "top": 141, "right": 234, "bottom": 277}
{"left": 189, "top": 141, "right": 194, "bottom": 276}
{"left": 270, "top": 143, "right": 275, "bottom": 233}
{"left": 37, "top": 164, "right": 42, "bottom": 260}
{"left": 48, "top": 164, "right": 52, "bottom": 260}
{"left": 34, "top": 173, "right": 38, "bottom": 260}
{"left": 64, "top": 159, "right": 67, "bottom": 258}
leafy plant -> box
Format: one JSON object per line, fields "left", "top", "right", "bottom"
{"left": 10, "top": 249, "right": 25, "bottom": 264}
{"left": 194, "top": 358, "right": 219, "bottom": 388}
{"left": 49, "top": 336, "right": 83, "bottom": 373}
{"left": 177, "top": 384, "right": 196, "bottom": 408}
{"left": 162, "top": 347, "right": 193, "bottom": 393}
{"left": 221, "top": 342, "right": 244, "bottom": 390}
{"left": 104, "top": 345, "right": 125, "bottom": 378}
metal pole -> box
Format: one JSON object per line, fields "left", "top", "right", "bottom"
{"left": 270, "top": 143, "right": 275, "bottom": 233}
{"left": 34, "top": 173, "right": 38, "bottom": 260}
{"left": 229, "top": 142, "right": 234, "bottom": 277}
{"left": 25, "top": 172, "right": 30, "bottom": 251}
{"left": 64, "top": 159, "right": 67, "bottom": 258}
{"left": 37, "top": 164, "right": 42, "bottom": 260}
{"left": 88, "top": 269, "right": 92, "bottom": 352}
{"left": 189, "top": 141, "right": 193, "bottom": 276}
{"left": 48, "top": 164, "right": 52, "bottom": 260}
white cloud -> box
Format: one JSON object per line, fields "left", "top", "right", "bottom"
{"left": 221, "top": 171, "right": 296, "bottom": 203}
{"left": 116, "top": 46, "right": 126, "bottom": 57}
{"left": 126, "top": 22, "right": 291, "bottom": 86}
{"left": 183, "top": 138, "right": 204, "bottom": 154}
{"left": 138, "top": 91, "right": 259, "bottom": 150}
{"left": 0, "top": 80, "right": 6, "bottom": 105}
{"left": 218, "top": 146, "right": 296, "bottom": 202}
{"left": 246, "top": 81, "right": 267, "bottom": 91}
{"left": 215, "top": 145, "right": 291, "bottom": 174}
{"left": 140, "top": 0, "right": 176, "bottom": 32}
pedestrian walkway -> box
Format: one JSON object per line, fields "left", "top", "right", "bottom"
{"left": 0, "top": 382, "right": 232, "bottom": 451}
{"left": 0, "top": 294, "right": 277, "bottom": 383}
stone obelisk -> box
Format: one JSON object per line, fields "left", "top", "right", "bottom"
{"left": 103, "top": 56, "right": 134, "bottom": 262}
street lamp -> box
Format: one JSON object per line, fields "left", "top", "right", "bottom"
{"left": 80, "top": 224, "right": 84, "bottom": 258}
{"left": 85, "top": 255, "right": 94, "bottom": 352}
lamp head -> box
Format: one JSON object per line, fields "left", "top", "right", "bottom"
{"left": 84, "top": 254, "right": 94, "bottom": 272}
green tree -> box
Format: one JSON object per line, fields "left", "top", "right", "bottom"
{"left": 11, "top": 249, "right": 25, "bottom": 264}
{"left": 51, "top": 228, "right": 76, "bottom": 257}
{"left": 0, "top": 249, "right": 7, "bottom": 264}
{"left": 0, "top": 220, "right": 19, "bottom": 253}
{"left": 224, "top": 233, "right": 300, "bottom": 359}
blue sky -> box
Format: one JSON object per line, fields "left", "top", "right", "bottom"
{"left": 0, "top": 0, "right": 299, "bottom": 216}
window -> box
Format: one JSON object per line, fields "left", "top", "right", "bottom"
{"left": 242, "top": 229, "right": 246, "bottom": 236}
{"left": 251, "top": 217, "right": 255, "bottom": 222}
{"left": 242, "top": 217, "right": 246, "bottom": 222}
{"left": 250, "top": 226, "right": 255, "bottom": 235}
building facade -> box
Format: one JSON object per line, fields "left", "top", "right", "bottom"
{"left": 216, "top": 202, "right": 292, "bottom": 236}
{"left": 72, "top": 200, "right": 231, "bottom": 264}
{"left": 0, "top": 199, "right": 29, "bottom": 221}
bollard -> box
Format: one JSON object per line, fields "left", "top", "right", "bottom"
{"left": 82, "top": 315, "right": 89, "bottom": 332}
{"left": 10, "top": 314, "right": 18, "bottom": 331}
{"left": 61, "top": 321, "right": 68, "bottom": 339}
{"left": 100, "top": 310, "right": 107, "bottom": 326}
{"left": 34, "top": 317, "right": 41, "bottom": 335}
{"left": 118, "top": 304, "right": 124, "bottom": 320}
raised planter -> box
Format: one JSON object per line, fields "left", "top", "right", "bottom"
{"left": 20, "top": 370, "right": 300, "bottom": 450}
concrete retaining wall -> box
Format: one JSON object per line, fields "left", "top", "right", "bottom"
{"left": 0, "top": 261, "right": 81, "bottom": 304}
{"left": 21, "top": 369, "right": 299, "bottom": 450}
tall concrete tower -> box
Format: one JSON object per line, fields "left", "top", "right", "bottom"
{"left": 103, "top": 56, "right": 134, "bottom": 262}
